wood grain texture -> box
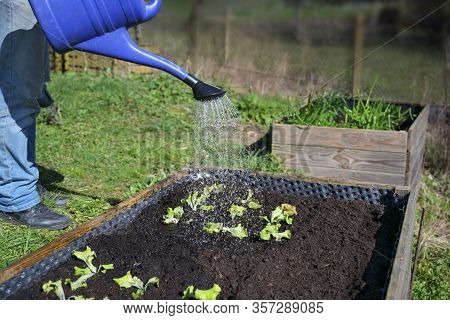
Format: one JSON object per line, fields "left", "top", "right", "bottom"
{"left": 0, "top": 171, "right": 187, "bottom": 285}
{"left": 386, "top": 183, "right": 420, "bottom": 300}
{"left": 406, "top": 105, "right": 429, "bottom": 187}
{"left": 408, "top": 105, "right": 430, "bottom": 154}
{"left": 408, "top": 142, "right": 425, "bottom": 190}
{"left": 276, "top": 161, "right": 405, "bottom": 186}
{"left": 272, "top": 124, "right": 408, "bottom": 153}
{"left": 272, "top": 144, "right": 407, "bottom": 174}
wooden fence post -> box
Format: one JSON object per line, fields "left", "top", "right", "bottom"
{"left": 352, "top": 12, "right": 366, "bottom": 96}
{"left": 444, "top": 19, "right": 449, "bottom": 106}
{"left": 295, "top": 0, "right": 308, "bottom": 44}
{"left": 189, "top": 0, "right": 202, "bottom": 73}
{"left": 224, "top": 1, "right": 232, "bottom": 66}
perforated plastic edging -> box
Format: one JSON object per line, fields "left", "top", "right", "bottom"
{"left": 0, "top": 169, "right": 408, "bottom": 299}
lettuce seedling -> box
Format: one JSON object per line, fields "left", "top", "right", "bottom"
{"left": 281, "top": 203, "right": 297, "bottom": 216}
{"left": 270, "top": 204, "right": 297, "bottom": 225}
{"left": 182, "top": 284, "right": 221, "bottom": 300}
{"left": 241, "top": 189, "right": 254, "bottom": 204}
{"left": 260, "top": 223, "right": 291, "bottom": 241}
{"left": 114, "top": 271, "right": 159, "bottom": 300}
{"left": 72, "top": 246, "right": 114, "bottom": 275}
{"left": 68, "top": 247, "right": 114, "bottom": 291}
{"left": 223, "top": 224, "right": 248, "bottom": 239}
{"left": 195, "top": 284, "right": 222, "bottom": 300}
{"left": 203, "top": 222, "right": 223, "bottom": 234}
{"left": 182, "top": 285, "right": 195, "bottom": 299}
{"left": 241, "top": 189, "right": 262, "bottom": 209}
{"left": 163, "top": 206, "right": 184, "bottom": 224}
{"left": 260, "top": 223, "right": 281, "bottom": 241}
{"left": 72, "top": 246, "right": 97, "bottom": 273}
{"left": 248, "top": 200, "right": 262, "bottom": 209}
{"left": 202, "top": 184, "right": 224, "bottom": 198}
{"left": 184, "top": 184, "right": 223, "bottom": 212}
{"left": 272, "top": 230, "right": 292, "bottom": 241}
{"left": 228, "top": 205, "right": 247, "bottom": 219}
{"left": 200, "top": 204, "right": 214, "bottom": 212}
{"left": 65, "top": 273, "right": 95, "bottom": 291}
{"left": 99, "top": 264, "right": 114, "bottom": 273}
{"left": 74, "top": 266, "right": 92, "bottom": 276}
{"left": 185, "top": 191, "right": 207, "bottom": 211}
{"left": 42, "top": 280, "right": 66, "bottom": 300}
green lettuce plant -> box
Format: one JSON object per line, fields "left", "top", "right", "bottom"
{"left": 65, "top": 274, "right": 95, "bottom": 291}
{"left": 270, "top": 204, "right": 297, "bottom": 225}
{"left": 66, "top": 247, "right": 114, "bottom": 291}
{"left": 163, "top": 206, "right": 184, "bottom": 224}
{"left": 114, "top": 271, "right": 160, "bottom": 300}
{"left": 228, "top": 205, "right": 247, "bottom": 219}
{"left": 200, "top": 204, "right": 214, "bottom": 212}
{"left": 203, "top": 222, "right": 223, "bottom": 234}
{"left": 241, "top": 189, "right": 262, "bottom": 209}
{"left": 202, "top": 184, "right": 224, "bottom": 197}
{"left": 43, "top": 246, "right": 113, "bottom": 299}
{"left": 223, "top": 224, "right": 248, "bottom": 239}
{"left": 260, "top": 223, "right": 291, "bottom": 241}
{"left": 182, "top": 284, "right": 221, "bottom": 300}
{"left": 185, "top": 191, "right": 206, "bottom": 211}
{"left": 42, "top": 280, "right": 96, "bottom": 300}
{"left": 42, "top": 280, "right": 66, "bottom": 300}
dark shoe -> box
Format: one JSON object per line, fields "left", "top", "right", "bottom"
{"left": 0, "top": 203, "right": 70, "bottom": 230}
{"left": 37, "top": 184, "right": 71, "bottom": 208}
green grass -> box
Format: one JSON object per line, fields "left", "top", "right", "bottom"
{"left": 284, "top": 90, "right": 414, "bottom": 131}
{"left": 412, "top": 171, "right": 449, "bottom": 300}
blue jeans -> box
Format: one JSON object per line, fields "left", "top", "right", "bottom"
{"left": 0, "top": 0, "right": 49, "bottom": 212}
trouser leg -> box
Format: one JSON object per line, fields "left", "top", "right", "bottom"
{"left": 0, "top": 0, "right": 47, "bottom": 212}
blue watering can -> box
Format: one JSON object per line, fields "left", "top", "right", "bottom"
{"left": 28, "top": 0, "right": 225, "bottom": 101}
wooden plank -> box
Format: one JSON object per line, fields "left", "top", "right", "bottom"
{"left": 408, "top": 142, "right": 425, "bottom": 190}
{"left": 275, "top": 160, "right": 405, "bottom": 186}
{"left": 272, "top": 124, "right": 408, "bottom": 153}
{"left": 272, "top": 144, "right": 407, "bottom": 174}
{"left": 407, "top": 105, "right": 430, "bottom": 154}
{"left": 0, "top": 171, "right": 187, "bottom": 285}
{"left": 386, "top": 183, "right": 420, "bottom": 299}
{"left": 406, "top": 105, "right": 429, "bottom": 186}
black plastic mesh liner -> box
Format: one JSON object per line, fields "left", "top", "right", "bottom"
{"left": 0, "top": 169, "right": 408, "bottom": 299}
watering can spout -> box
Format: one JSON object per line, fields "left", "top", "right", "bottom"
{"left": 183, "top": 75, "right": 227, "bottom": 101}
{"left": 28, "top": 0, "right": 226, "bottom": 101}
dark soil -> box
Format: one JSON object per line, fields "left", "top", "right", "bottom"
{"left": 11, "top": 178, "right": 403, "bottom": 300}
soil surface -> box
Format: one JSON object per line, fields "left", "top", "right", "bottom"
{"left": 11, "top": 178, "right": 403, "bottom": 300}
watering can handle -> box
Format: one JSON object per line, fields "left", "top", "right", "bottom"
{"left": 143, "top": 0, "right": 162, "bottom": 21}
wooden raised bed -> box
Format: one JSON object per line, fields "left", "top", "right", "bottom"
{"left": 0, "top": 169, "right": 417, "bottom": 300}
{"left": 272, "top": 105, "right": 430, "bottom": 189}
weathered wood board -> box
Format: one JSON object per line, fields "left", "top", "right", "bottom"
{"left": 272, "top": 105, "right": 430, "bottom": 188}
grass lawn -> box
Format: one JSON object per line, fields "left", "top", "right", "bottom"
{"left": 0, "top": 72, "right": 447, "bottom": 300}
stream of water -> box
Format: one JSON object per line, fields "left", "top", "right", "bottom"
{"left": 193, "top": 95, "right": 243, "bottom": 168}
